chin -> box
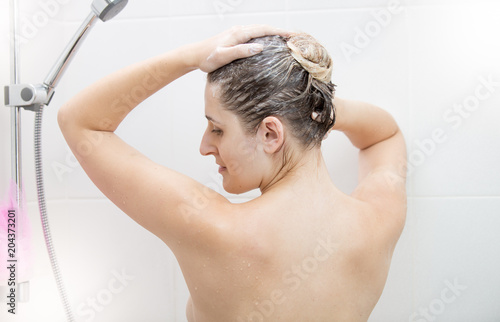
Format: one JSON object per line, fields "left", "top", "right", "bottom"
{"left": 222, "top": 179, "right": 256, "bottom": 195}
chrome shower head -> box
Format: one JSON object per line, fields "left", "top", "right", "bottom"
{"left": 41, "top": 0, "right": 128, "bottom": 93}
{"left": 91, "top": 0, "right": 129, "bottom": 22}
{"left": 5, "top": 0, "right": 129, "bottom": 109}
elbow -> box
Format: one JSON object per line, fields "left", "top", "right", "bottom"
{"left": 57, "top": 104, "right": 72, "bottom": 136}
{"left": 57, "top": 105, "right": 67, "bottom": 133}
{"left": 57, "top": 103, "right": 83, "bottom": 148}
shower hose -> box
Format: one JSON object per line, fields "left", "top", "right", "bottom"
{"left": 34, "top": 106, "right": 76, "bottom": 322}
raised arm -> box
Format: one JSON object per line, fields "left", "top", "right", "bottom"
{"left": 57, "top": 25, "right": 290, "bottom": 248}
{"left": 58, "top": 25, "right": 289, "bottom": 135}
{"left": 332, "top": 97, "right": 407, "bottom": 233}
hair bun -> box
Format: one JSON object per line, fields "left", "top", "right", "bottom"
{"left": 286, "top": 33, "right": 333, "bottom": 83}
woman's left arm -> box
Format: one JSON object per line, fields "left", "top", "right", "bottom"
{"left": 58, "top": 25, "right": 290, "bottom": 248}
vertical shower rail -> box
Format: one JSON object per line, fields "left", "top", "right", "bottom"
{"left": 8, "top": 0, "right": 30, "bottom": 304}
{"left": 7, "top": 1, "right": 74, "bottom": 319}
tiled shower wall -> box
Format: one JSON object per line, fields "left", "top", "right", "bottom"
{"left": 0, "top": 0, "right": 499, "bottom": 321}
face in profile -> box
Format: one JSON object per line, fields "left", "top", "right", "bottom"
{"left": 199, "top": 83, "right": 268, "bottom": 194}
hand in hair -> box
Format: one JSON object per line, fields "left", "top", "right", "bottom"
{"left": 193, "top": 25, "right": 291, "bottom": 73}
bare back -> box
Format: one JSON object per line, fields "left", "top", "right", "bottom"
{"left": 179, "top": 168, "right": 404, "bottom": 322}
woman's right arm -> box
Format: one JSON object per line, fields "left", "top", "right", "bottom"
{"left": 57, "top": 25, "right": 290, "bottom": 250}
{"left": 332, "top": 98, "right": 407, "bottom": 236}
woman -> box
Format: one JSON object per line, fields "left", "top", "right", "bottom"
{"left": 58, "top": 25, "right": 407, "bottom": 322}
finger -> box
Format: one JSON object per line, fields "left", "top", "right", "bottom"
{"left": 211, "top": 43, "right": 263, "bottom": 67}
{"left": 231, "top": 24, "right": 292, "bottom": 44}
{"left": 239, "top": 43, "right": 265, "bottom": 56}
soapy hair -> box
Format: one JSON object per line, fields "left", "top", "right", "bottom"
{"left": 207, "top": 33, "right": 335, "bottom": 148}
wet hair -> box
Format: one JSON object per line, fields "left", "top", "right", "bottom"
{"left": 207, "top": 33, "right": 336, "bottom": 149}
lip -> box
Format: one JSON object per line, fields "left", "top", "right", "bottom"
{"left": 218, "top": 165, "right": 227, "bottom": 173}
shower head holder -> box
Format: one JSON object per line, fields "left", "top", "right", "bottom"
{"left": 4, "top": 83, "right": 51, "bottom": 111}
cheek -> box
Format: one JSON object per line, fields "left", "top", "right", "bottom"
{"left": 223, "top": 138, "right": 259, "bottom": 175}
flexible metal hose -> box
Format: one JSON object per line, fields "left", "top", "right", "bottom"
{"left": 34, "top": 106, "right": 76, "bottom": 322}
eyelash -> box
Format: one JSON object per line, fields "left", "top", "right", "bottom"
{"left": 211, "top": 128, "right": 223, "bottom": 136}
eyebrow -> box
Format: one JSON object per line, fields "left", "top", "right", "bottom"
{"left": 205, "top": 115, "right": 222, "bottom": 125}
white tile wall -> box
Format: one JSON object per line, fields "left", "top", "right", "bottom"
{"left": 0, "top": 0, "right": 499, "bottom": 321}
{"left": 372, "top": 197, "right": 500, "bottom": 321}
{"left": 407, "top": 3, "right": 500, "bottom": 197}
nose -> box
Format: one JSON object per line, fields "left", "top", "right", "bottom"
{"left": 199, "top": 126, "right": 217, "bottom": 156}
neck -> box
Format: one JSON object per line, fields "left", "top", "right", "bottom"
{"left": 259, "top": 146, "right": 332, "bottom": 195}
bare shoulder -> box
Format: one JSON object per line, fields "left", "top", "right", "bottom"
{"left": 173, "top": 200, "right": 268, "bottom": 263}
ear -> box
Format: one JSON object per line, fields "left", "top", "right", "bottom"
{"left": 257, "top": 116, "right": 285, "bottom": 154}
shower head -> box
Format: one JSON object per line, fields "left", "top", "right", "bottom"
{"left": 91, "top": 0, "right": 129, "bottom": 22}
{"left": 42, "top": 0, "right": 128, "bottom": 94}
{"left": 5, "top": 0, "right": 129, "bottom": 109}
